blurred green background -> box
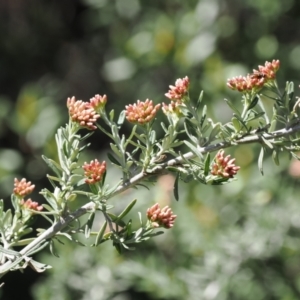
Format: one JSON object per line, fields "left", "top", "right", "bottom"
{"left": 1, "top": 0, "right": 300, "bottom": 299}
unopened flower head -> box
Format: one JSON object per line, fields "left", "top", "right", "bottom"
{"left": 67, "top": 96, "right": 100, "bottom": 130}
{"left": 20, "top": 199, "right": 43, "bottom": 212}
{"left": 211, "top": 149, "right": 240, "bottom": 178}
{"left": 227, "top": 60, "right": 280, "bottom": 93}
{"left": 90, "top": 94, "right": 107, "bottom": 112}
{"left": 146, "top": 203, "right": 177, "bottom": 229}
{"left": 83, "top": 159, "right": 106, "bottom": 184}
{"left": 13, "top": 178, "right": 35, "bottom": 197}
{"left": 254, "top": 59, "right": 280, "bottom": 80}
{"left": 165, "top": 76, "right": 189, "bottom": 101}
{"left": 227, "top": 74, "right": 265, "bottom": 92}
{"left": 125, "top": 99, "right": 161, "bottom": 125}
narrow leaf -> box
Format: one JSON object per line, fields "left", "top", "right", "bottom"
{"left": 174, "top": 172, "right": 180, "bottom": 201}
{"left": 149, "top": 130, "right": 156, "bottom": 144}
{"left": 106, "top": 213, "right": 126, "bottom": 227}
{"left": 272, "top": 149, "right": 280, "bottom": 166}
{"left": 117, "top": 199, "right": 137, "bottom": 220}
{"left": 109, "top": 109, "right": 115, "bottom": 121}
{"left": 247, "top": 95, "right": 259, "bottom": 110}
{"left": 42, "top": 156, "right": 63, "bottom": 177}
{"left": 117, "top": 110, "right": 126, "bottom": 125}
{"left": 40, "top": 188, "right": 58, "bottom": 210}
{"left": 258, "top": 147, "right": 264, "bottom": 175}
{"left": 94, "top": 221, "right": 107, "bottom": 246}
{"left": 196, "top": 90, "right": 204, "bottom": 110}
{"left": 231, "top": 117, "right": 241, "bottom": 132}
{"left": 261, "top": 136, "right": 273, "bottom": 149}
{"left": 208, "top": 123, "right": 221, "bottom": 142}
{"left": 3, "top": 209, "right": 12, "bottom": 228}
{"left": 28, "top": 259, "right": 52, "bottom": 273}
{"left": 204, "top": 153, "right": 210, "bottom": 176}
{"left": 0, "top": 200, "right": 3, "bottom": 220}
{"left": 110, "top": 143, "right": 122, "bottom": 158}
{"left": 107, "top": 153, "right": 121, "bottom": 166}
{"left": 85, "top": 212, "right": 95, "bottom": 238}
{"left": 224, "top": 99, "right": 241, "bottom": 115}
{"left": 183, "top": 141, "right": 203, "bottom": 159}
{"left": 111, "top": 124, "right": 119, "bottom": 139}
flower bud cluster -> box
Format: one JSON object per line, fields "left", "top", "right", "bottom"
{"left": 146, "top": 203, "right": 177, "bottom": 228}
{"left": 90, "top": 94, "right": 107, "bottom": 112}
{"left": 83, "top": 159, "right": 106, "bottom": 184}
{"left": 211, "top": 150, "right": 240, "bottom": 178}
{"left": 165, "top": 76, "right": 189, "bottom": 101}
{"left": 67, "top": 96, "right": 100, "bottom": 130}
{"left": 163, "top": 76, "right": 189, "bottom": 122}
{"left": 125, "top": 99, "right": 161, "bottom": 124}
{"left": 227, "top": 60, "right": 280, "bottom": 92}
{"left": 14, "top": 178, "right": 43, "bottom": 212}
{"left": 13, "top": 178, "right": 35, "bottom": 197}
{"left": 254, "top": 59, "right": 280, "bottom": 80}
{"left": 20, "top": 199, "right": 43, "bottom": 211}
{"left": 227, "top": 74, "right": 265, "bottom": 92}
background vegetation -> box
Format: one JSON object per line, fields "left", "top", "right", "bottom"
{"left": 1, "top": 0, "right": 300, "bottom": 299}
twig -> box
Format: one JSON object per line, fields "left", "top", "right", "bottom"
{"left": 1, "top": 123, "right": 299, "bottom": 276}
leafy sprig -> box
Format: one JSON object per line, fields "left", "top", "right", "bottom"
{"left": 1, "top": 59, "right": 300, "bottom": 279}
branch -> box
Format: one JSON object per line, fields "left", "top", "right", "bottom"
{"left": 1, "top": 123, "right": 299, "bottom": 276}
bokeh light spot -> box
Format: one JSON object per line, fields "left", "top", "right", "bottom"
{"left": 255, "top": 35, "right": 278, "bottom": 59}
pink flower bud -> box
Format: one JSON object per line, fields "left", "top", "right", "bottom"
{"left": 83, "top": 159, "right": 106, "bottom": 184}
{"left": 20, "top": 198, "right": 43, "bottom": 212}
{"left": 146, "top": 203, "right": 177, "bottom": 229}
{"left": 211, "top": 150, "right": 240, "bottom": 178}
{"left": 67, "top": 96, "right": 100, "bottom": 130}
{"left": 165, "top": 76, "right": 189, "bottom": 101}
{"left": 125, "top": 99, "right": 161, "bottom": 124}
{"left": 13, "top": 178, "right": 35, "bottom": 197}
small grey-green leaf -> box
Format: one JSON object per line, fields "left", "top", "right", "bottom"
{"left": 258, "top": 147, "right": 264, "bottom": 175}
{"left": 94, "top": 221, "right": 108, "bottom": 246}
{"left": 107, "top": 153, "right": 121, "bottom": 166}
{"left": 196, "top": 90, "right": 204, "bottom": 110}
{"left": 247, "top": 96, "right": 259, "bottom": 110}
{"left": 224, "top": 99, "right": 241, "bottom": 115}
{"left": 117, "top": 199, "right": 137, "bottom": 220}
{"left": 208, "top": 123, "right": 221, "bottom": 142}
{"left": 261, "top": 136, "right": 273, "bottom": 149}
{"left": 28, "top": 259, "right": 52, "bottom": 273}
{"left": 183, "top": 140, "right": 203, "bottom": 159}
{"left": 109, "top": 109, "right": 115, "bottom": 121}
{"left": 3, "top": 209, "right": 12, "bottom": 228}
{"left": 110, "top": 143, "right": 122, "bottom": 158}
{"left": 204, "top": 153, "right": 210, "bottom": 176}
{"left": 117, "top": 110, "right": 126, "bottom": 125}
{"left": 149, "top": 130, "right": 156, "bottom": 144}
{"left": 272, "top": 149, "right": 280, "bottom": 166}
{"left": 42, "top": 156, "right": 63, "bottom": 177}
{"left": 85, "top": 212, "right": 95, "bottom": 238}
{"left": 111, "top": 124, "right": 119, "bottom": 139}
{"left": 232, "top": 117, "right": 241, "bottom": 132}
